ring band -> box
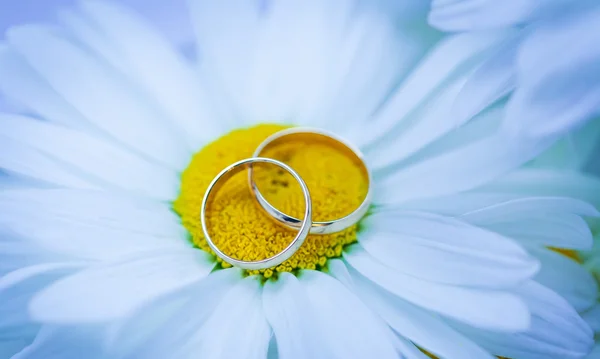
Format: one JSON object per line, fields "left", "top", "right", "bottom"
{"left": 201, "top": 157, "right": 312, "bottom": 270}
{"left": 250, "top": 127, "right": 372, "bottom": 235}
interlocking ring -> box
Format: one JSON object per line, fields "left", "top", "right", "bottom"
{"left": 201, "top": 157, "right": 312, "bottom": 270}
{"left": 250, "top": 127, "right": 372, "bottom": 235}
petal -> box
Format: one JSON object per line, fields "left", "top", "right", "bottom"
{"left": 359, "top": 211, "right": 539, "bottom": 288}
{"left": 0, "top": 339, "right": 29, "bottom": 358}
{"left": 528, "top": 116, "right": 600, "bottom": 171}
{"left": 344, "top": 245, "right": 531, "bottom": 331}
{"left": 0, "top": 115, "right": 179, "bottom": 200}
{"left": 30, "top": 250, "right": 214, "bottom": 323}
{"left": 0, "top": 44, "right": 91, "bottom": 131}
{"left": 396, "top": 193, "right": 522, "bottom": 216}
{"left": 366, "top": 33, "right": 520, "bottom": 172}
{"left": 366, "top": 73, "right": 471, "bottom": 171}
{"left": 459, "top": 196, "right": 599, "bottom": 224}
{"left": 262, "top": 273, "right": 319, "bottom": 359}
{"left": 62, "top": 1, "right": 224, "bottom": 148}
{"left": 478, "top": 169, "right": 600, "bottom": 208}
{"left": 11, "top": 325, "right": 108, "bottom": 359}
{"left": 483, "top": 213, "right": 593, "bottom": 250}
{"left": 328, "top": 259, "right": 495, "bottom": 359}
{"left": 428, "top": 0, "right": 575, "bottom": 31}
{"left": 451, "top": 37, "right": 517, "bottom": 122}
{"left": 309, "top": 13, "right": 430, "bottom": 133}
{"left": 0, "top": 135, "right": 95, "bottom": 190}
{"left": 7, "top": 25, "right": 190, "bottom": 169}
{"left": 455, "top": 282, "right": 594, "bottom": 359}
{"left": 375, "top": 131, "right": 554, "bottom": 204}
{"left": 587, "top": 344, "right": 600, "bottom": 359}
{"left": 190, "top": 0, "right": 409, "bottom": 131}
{"left": 0, "top": 189, "right": 189, "bottom": 260}
{"left": 531, "top": 248, "right": 597, "bottom": 312}
{"left": 393, "top": 337, "right": 432, "bottom": 359}
{"left": 0, "top": 236, "right": 62, "bottom": 276}
{"left": 353, "top": 30, "right": 516, "bottom": 148}
{"left": 582, "top": 304, "right": 600, "bottom": 332}
{"left": 298, "top": 270, "right": 399, "bottom": 358}
{"left": 0, "top": 263, "right": 79, "bottom": 340}
{"left": 142, "top": 276, "right": 270, "bottom": 359}
{"left": 119, "top": 268, "right": 244, "bottom": 358}
{"left": 504, "top": 7, "right": 600, "bottom": 138}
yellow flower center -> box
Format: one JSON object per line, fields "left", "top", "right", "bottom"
{"left": 174, "top": 124, "right": 368, "bottom": 277}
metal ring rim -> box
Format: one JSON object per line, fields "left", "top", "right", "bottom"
{"left": 201, "top": 157, "right": 312, "bottom": 270}
{"left": 250, "top": 127, "right": 372, "bottom": 235}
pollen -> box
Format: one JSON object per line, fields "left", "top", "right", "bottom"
{"left": 174, "top": 124, "right": 368, "bottom": 277}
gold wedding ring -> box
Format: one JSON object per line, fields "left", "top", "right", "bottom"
{"left": 200, "top": 157, "right": 312, "bottom": 270}
{"left": 250, "top": 127, "right": 372, "bottom": 235}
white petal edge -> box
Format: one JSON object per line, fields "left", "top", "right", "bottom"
{"left": 359, "top": 210, "right": 539, "bottom": 288}
{"left": 328, "top": 259, "right": 496, "bottom": 359}
{"left": 344, "top": 245, "right": 531, "bottom": 331}
{"left": 30, "top": 250, "right": 215, "bottom": 323}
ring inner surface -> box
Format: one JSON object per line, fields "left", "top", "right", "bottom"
{"left": 203, "top": 161, "right": 305, "bottom": 265}
{"left": 254, "top": 131, "right": 369, "bottom": 223}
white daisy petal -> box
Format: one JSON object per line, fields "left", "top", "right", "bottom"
{"left": 328, "top": 259, "right": 495, "bottom": 359}
{"left": 0, "top": 189, "right": 189, "bottom": 261}
{"left": 0, "top": 263, "right": 80, "bottom": 340}
{"left": 451, "top": 38, "right": 517, "bottom": 122}
{"left": 529, "top": 118, "right": 600, "bottom": 170}
{"left": 0, "top": 115, "right": 179, "bottom": 200}
{"left": 484, "top": 213, "right": 593, "bottom": 250}
{"left": 478, "top": 169, "right": 600, "bottom": 207}
{"left": 192, "top": 0, "right": 360, "bottom": 127}
{"left": 587, "top": 344, "right": 600, "bottom": 359}
{"left": 119, "top": 268, "right": 244, "bottom": 359}
{"left": 7, "top": 25, "right": 190, "bottom": 170}
{"left": 188, "top": 0, "right": 262, "bottom": 123}
{"left": 359, "top": 211, "right": 538, "bottom": 288}
{"left": 428, "top": 0, "right": 556, "bottom": 31}
{"left": 0, "top": 263, "right": 85, "bottom": 293}
{"left": 455, "top": 282, "right": 594, "bottom": 359}
{"left": 530, "top": 248, "right": 598, "bottom": 312}
{"left": 303, "top": 10, "right": 417, "bottom": 132}
{"left": 0, "top": 44, "right": 91, "bottom": 131}
{"left": 245, "top": 0, "right": 356, "bottom": 125}
{"left": 0, "top": 236, "right": 61, "bottom": 275}
{"left": 0, "top": 136, "right": 95, "bottom": 190}
{"left": 459, "top": 196, "right": 599, "bottom": 224}
{"left": 375, "top": 131, "right": 554, "bottom": 203}
{"left": 582, "top": 304, "right": 600, "bottom": 332}
{"left": 355, "top": 31, "right": 515, "bottom": 148}
{"left": 30, "top": 250, "right": 214, "bottom": 323}
{"left": 504, "top": 7, "right": 600, "bottom": 138}
{"left": 367, "top": 74, "right": 470, "bottom": 171}
{"left": 11, "top": 325, "right": 108, "bottom": 359}
{"left": 298, "top": 270, "right": 399, "bottom": 359}
{"left": 263, "top": 273, "right": 318, "bottom": 359}
{"left": 172, "top": 276, "right": 271, "bottom": 359}
{"left": 344, "top": 245, "right": 530, "bottom": 331}
{"left": 393, "top": 337, "right": 432, "bottom": 359}
{"left": 63, "top": 1, "right": 224, "bottom": 148}
{"left": 0, "top": 339, "right": 28, "bottom": 358}
{"left": 396, "top": 193, "right": 520, "bottom": 216}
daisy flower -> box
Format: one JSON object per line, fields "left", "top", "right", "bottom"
{"left": 0, "top": 1, "right": 597, "bottom": 358}
{"left": 428, "top": 0, "right": 600, "bottom": 139}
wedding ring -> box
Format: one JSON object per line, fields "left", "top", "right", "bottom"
{"left": 250, "top": 127, "right": 371, "bottom": 235}
{"left": 201, "top": 157, "right": 312, "bottom": 270}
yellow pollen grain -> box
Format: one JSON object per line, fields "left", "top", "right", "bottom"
{"left": 174, "top": 124, "right": 368, "bottom": 277}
